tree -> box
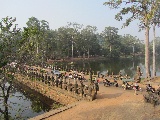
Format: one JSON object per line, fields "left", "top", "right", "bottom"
{"left": 101, "top": 26, "right": 120, "bottom": 58}
{"left": 152, "top": 4, "right": 160, "bottom": 78}
{"left": 119, "top": 34, "right": 142, "bottom": 57}
{"left": 0, "top": 16, "right": 20, "bottom": 64}
{"left": 104, "top": 0, "right": 160, "bottom": 78}
{"left": 45, "top": 30, "right": 57, "bottom": 60}
{"left": 81, "top": 25, "right": 98, "bottom": 58}
{"left": 155, "top": 37, "right": 160, "bottom": 55}
{"left": 20, "top": 17, "right": 50, "bottom": 66}
{"left": 56, "top": 27, "right": 73, "bottom": 58}
{"left": 26, "top": 17, "right": 41, "bottom": 64}
{"left": 120, "top": 34, "right": 133, "bottom": 57}
{"left": 0, "top": 16, "right": 20, "bottom": 120}
{"left": 0, "top": 74, "right": 14, "bottom": 120}
{"left": 39, "top": 20, "right": 50, "bottom": 65}
{"left": 67, "top": 22, "right": 83, "bottom": 59}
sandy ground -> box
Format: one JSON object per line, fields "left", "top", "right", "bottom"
{"left": 41, "top": 78, "right": 160, "bottom": 120}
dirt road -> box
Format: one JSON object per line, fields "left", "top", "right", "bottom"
{"left": 43, "top": 81, "right": 160, "bottom": 120}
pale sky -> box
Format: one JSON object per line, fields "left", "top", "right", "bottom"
{"left": 0, "top": 0, "right": 159, "bottom": 41}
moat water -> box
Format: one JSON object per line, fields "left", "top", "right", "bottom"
{"left": 54, "top": 57, "right": 160, "bottom": 78}
{"left": 0, "top": 82, "right": 61, "bottom": 120}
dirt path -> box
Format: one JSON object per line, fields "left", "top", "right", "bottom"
{"left": 43, "top": 81, "right": 160, "bottom": 120}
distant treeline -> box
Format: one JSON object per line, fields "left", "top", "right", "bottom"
{"left": 0, "top": 16, "right": 160, "bottom": 66}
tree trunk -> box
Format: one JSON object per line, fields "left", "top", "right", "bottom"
{"left": 72, "top": 41, "right": 73, "bottom": 59}
{"left": 88, "top": 48, "right": 90, "bottom": 58}
{"left": 145, "top": 26, "right": 150, "bottom": 78}
{"left": 4, "top": 97, "right": 9, "bottom": 120}
{"left": 110, "top": 45, "right": 112, "bottom": 57}
{"left": 36, "top": 42, "right": 39, "bottom": 54}
{"left": 153, "top": 23, "right": 156, "bottom": 78}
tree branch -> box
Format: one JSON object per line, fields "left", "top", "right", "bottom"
{"left": 0, "top": 84, "right": 5, "bottom": 97}
{"left": 0, "top": 108, "right": 4, "bottom": 114}
{"left": 6, "top": 83, "right": 12, "bottom": 98}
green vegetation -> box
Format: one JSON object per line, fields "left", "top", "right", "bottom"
{"left": 0, "top": 16, "right": 160, "bottom": 68}
{"left": 104, "top": 0, "right": 160, "bottom": 78}
{"left": 0, "top": 16, "right": 155, "bottom": 66}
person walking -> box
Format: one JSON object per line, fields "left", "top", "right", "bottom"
{"left": 134, "top": 82, "right": 139, "bottom": 95}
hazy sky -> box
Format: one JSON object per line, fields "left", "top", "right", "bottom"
{"left": 1, "top": 0, "right": 159, "bottom": 41}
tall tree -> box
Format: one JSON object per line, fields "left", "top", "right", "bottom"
{"left": 40, "top": 20, "right": 50, "bottom": 64}
{"left": 21, "top": 17, "right": 50, "bottom": 65}
{"left": 152, "top": 5, "right": 160, "bottom": 78}
{"left": 155, "top": 37, "right": 160, "bottom": 55}
{"left": 0, "top": 17, "right": 20, "bottom": 64}
{"left": 0, "top": 16, "right": 20, "bottom": 120}
{"left": 81, "top": 25, "right": 97, "bottom": 58}
{"left": 120, "top": 34, "right": 140, "bottom": 57}
{"left": 101, "top": 26, "right": 120, "bottom": 58}
{"left": 67, "top": 22, "right": 83, "bottom": 59}
{"left": 104, "top": 0, "right": 160, "bottom": 78}
{"left": 26, "top": 17, "right": 41, "bottom": 63}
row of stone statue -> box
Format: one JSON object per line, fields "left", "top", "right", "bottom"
{"left": 18, "top": 68, "right": 99, "bottom": 101}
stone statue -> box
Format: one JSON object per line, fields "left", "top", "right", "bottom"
{"left": 134, "top": 66, "right": 142, "bottom": 83}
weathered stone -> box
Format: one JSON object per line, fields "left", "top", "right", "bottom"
{"left": 58, "top": 78, "right": 63, "bottom": 89}
{"left": 55, "top": 79, "right": 59, "bottom": 87}
{"left": 67, "top": 83, "right": 73, "bottom": 92}
{"left": 62, "top": 83, "right": 67, "bottom": 90}
{"left": 73, "top": 84, "right": 78, "bottom": 94}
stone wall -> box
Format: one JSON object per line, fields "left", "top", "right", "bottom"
{"left": 15, "top": 74, "right": 78, "bottom": 105}
{"left": 4, "top": 64, "right": 98, "bottom": 105}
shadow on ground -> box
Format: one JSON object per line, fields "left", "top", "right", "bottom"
{"left": 97, "top": 92, "right": 123, "bottom": 99}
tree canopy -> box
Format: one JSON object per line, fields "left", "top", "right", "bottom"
{"left": 104, "top": 0, "right": 160, "bottom": 78}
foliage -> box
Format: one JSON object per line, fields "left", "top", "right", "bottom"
{"left": 0, "top": 16, "right": 21, "bottom": 66}
{"left": 153, "top": 37, "right": 160, "bottom": 55}
{"left": 101, "top": 26, "right": 121, "bottom": 58}
{"left": 19, "top": 17, "right": 50, "bottom": 65}
{"left": 0, "top": 16, "right": 148, "bottom": 67}
{"left": 104, "top": 0, "right": 160, "bottom": 29}
{"left": 103, "top": 0, "right": 160, "bottom": 78}
{"left": 0, "top": 73, "right": 14, "bottom": 120}
{"left": 0, "top": 16, "right": 20, "bottom": 120}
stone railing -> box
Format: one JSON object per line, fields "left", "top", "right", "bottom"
{"left": 14, "top": 70, "right": 98, "bottom": 104}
